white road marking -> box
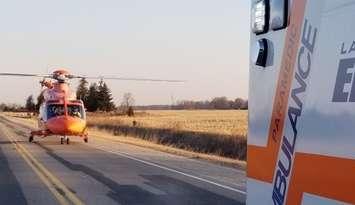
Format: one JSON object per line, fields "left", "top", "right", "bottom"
{"left": 89, "top": 144, "right": 247, "bottom": 195}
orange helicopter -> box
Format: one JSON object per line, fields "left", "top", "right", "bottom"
{"left": 0, "top": 69, "right": 183, "bottom": 144}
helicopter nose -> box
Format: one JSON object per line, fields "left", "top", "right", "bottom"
{"left": 47, "top": 116, "right": 86, "bottom": 135}
{"left": 67, "top": 118, "right": 86, "bottom": 134}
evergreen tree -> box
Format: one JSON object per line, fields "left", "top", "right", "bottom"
{"left": 86, "top": 83, "right": 99, "bottom": 112}
{"left": 97, "top": 80, "right": 115, "bottom": 111}
{"left": 76, "top": 78, "right": 89, "bottom": 104}
{"left": 36, "top": 91, "right": 45, "bottom": 111}
{"left": 25, "top": 95, "right": 36, "bottom": 112}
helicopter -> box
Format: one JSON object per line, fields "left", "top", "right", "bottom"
{"left": 0, "top": 69, "right": 184, "bottom": 144}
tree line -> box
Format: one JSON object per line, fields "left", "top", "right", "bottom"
{"left": 135, "top": 97, "right": 248, "bottom": 110}
{"left": 174, "top": 97, "right": 248, "bottom": 110}
{"left": 2, "top": 80, "right": 247, "bottom": 113}
{"left": 0, "top": 103, "right": 25, "bottom": 112}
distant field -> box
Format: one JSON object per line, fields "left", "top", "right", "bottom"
{"left": 88, "top": 110, "right": 247, "bottom": 137}
{"left": 87, "top": 110, "right": 248, "bottom": 160}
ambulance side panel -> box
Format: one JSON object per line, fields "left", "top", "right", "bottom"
{"left": 248, "top": 0, "right": 355, "bottom": 204}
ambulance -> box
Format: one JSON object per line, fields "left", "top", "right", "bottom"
{"left": 248, "top": 0, "right": 355, "bottom": 204}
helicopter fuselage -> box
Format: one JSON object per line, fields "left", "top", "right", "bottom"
{"left": 33, "top": 74, "right": 87, "bottom": 140}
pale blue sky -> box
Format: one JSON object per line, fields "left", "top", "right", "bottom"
{"left": 0, "top": 0, "right": 250, "bottom": 105}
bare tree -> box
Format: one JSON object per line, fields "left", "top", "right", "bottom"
{"left": 120, "top": 93, "right": 135, "bottom": 116}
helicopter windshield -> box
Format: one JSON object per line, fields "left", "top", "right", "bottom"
{"left": 67, "top": 104, "right": 85, "bottom": 119}
{"left": 47, "top": 104, "right": 65, "bottom": 119}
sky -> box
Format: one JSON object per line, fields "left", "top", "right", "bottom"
{"left": 0, "top": 0, "right": 250, "bottom": 106}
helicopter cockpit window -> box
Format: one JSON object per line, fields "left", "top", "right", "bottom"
{"left": 67, "top": 104, "right": 84, "bottom": 119}
{"left": 47, "top": 104, "right": 65, "bottom": 119}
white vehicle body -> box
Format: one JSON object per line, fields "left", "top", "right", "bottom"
{"left": 248, "top": 0, "right": 355, "bottom": 204}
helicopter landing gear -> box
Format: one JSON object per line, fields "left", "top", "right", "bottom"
{"left": 61, "top": 136, "right": 70, "bottom": 144}
{"left": 29, "top": 135, "right": 34, "bottom": 143}
{"left": 84, "top": 137, "right": 88, "bottom": 143}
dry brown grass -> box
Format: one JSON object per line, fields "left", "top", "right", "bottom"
{"left": 88, "top": 110, "right": 247, "bottom": 137}
{"left": 87, "top": 110, "right": 248, "bottom": 160}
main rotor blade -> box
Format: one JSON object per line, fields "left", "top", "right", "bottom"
{"left": 0, "top": 73, "right": 51, "bottom": 78}
{"left": 0, "top": 72, "right": 186, "bottom": 83}
{"left": 70, "top": 75, "right": 186, "bottom": 83}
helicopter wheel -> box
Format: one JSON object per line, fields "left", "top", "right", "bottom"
{"left": 29, "top": 136, "right": 34, "bottom": 143}
{"left": 66, "top": 137, "right": 70, "bottom": 145}
{"left": 60, "top": 137, "right": 64, "bottom": 144}
{"left": 84, "top": 138, "right": 88, "bottom": 143}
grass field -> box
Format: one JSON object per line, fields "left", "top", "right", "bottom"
{"left": 87, "top": 110, "right": 247, "bottom": 160}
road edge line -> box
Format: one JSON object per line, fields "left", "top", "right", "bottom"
{"left": 91, "top": 144, "right": 247, "bottom": 195}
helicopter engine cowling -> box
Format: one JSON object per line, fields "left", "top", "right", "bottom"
{"left": 43, "top": 84, "right": 76, "bottom": 101}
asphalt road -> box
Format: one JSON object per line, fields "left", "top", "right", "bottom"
{"left": 0, "top": 115, "right": 246, "bottom": 205}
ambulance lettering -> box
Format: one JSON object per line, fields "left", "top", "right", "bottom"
{"left": 333, "top": 41, "right": 355, "bottom": 102}
{"left": 272, "top": 19, "right": 317, "bottom": 205}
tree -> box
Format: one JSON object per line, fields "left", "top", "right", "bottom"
{"left": 120, "top": 93, "right": 135, "bottom": 115}
{"left": 36, "top": 92, "right": 45, "bottom": 111}
{"left": 127, "top": 106, "right": 134, "bottom": 117}
{"left": 0, "top": 103, "right": 7, "bottom": 112}
{"left": 241, "top": 100, "right": 248, "bottom": 110}
{"left": 97, "top": 80, "right": 115, "bottom": 111}
{"left": 86, "top": 83, "right": 100, "bottom": 112}
{"left": 25, "top": 95, "right": 36, "bottom": 112}
{"left": 233, "top": 98, "right": 246, "bottom": 110}
{"left": 211, "top": 97, "right": 230, "bottom": 109}
{"left": 76, "top": 78, "right": 89, "bottom": 103}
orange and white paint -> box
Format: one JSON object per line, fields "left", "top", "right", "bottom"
{"left": 34, "top": 69, "right": 87, "bottom": 138}
{"left": 248, "top": 0, "right": 355, "bottom": 204}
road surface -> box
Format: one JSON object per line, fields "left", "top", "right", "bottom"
{"left": 0, "top": 115, "right": 246, "bottom": 205}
